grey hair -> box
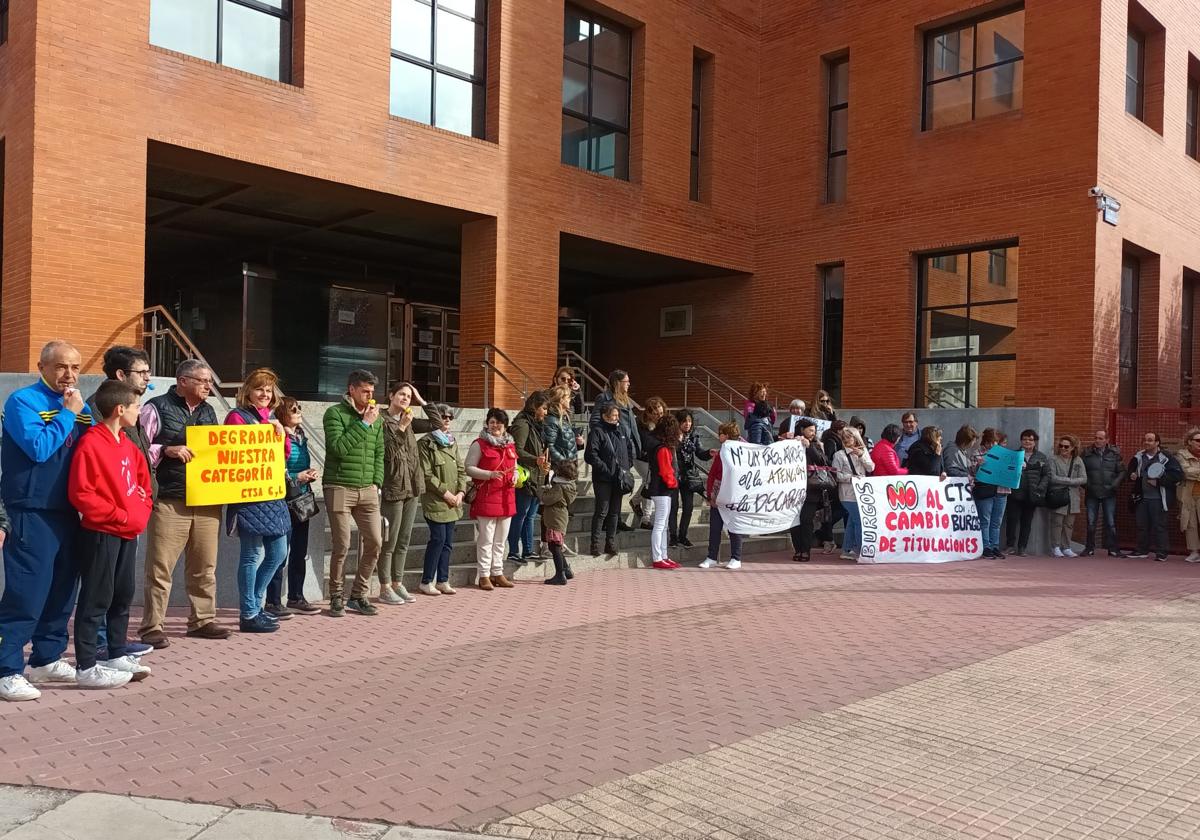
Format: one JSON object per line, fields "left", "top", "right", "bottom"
{"left": 175, "top": 358, "right": 210, "bottom": 381}
{"left": 431, "top": 402, "right": 454, "bottom": 420}
{"left": 789, "top": 399, "right": 806, "bottom": 410}
{"left": 39, "top": 340, "right": 80, "bottom": 364}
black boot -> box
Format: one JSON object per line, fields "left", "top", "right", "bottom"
{"left": 604, "top": 540, "right": 617, "bottom": 556}
{"left": 545, "top": 545, "right": 568, "bottom": 585}
{"left": 589, "top": 540, "right": 601, "bottom": 557}
{"left": 564, "top": 558, "right": 574, "bottom": 580}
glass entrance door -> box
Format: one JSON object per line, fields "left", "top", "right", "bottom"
{"left": 387, "top": 298, "right": 406, "bottom": 390}
{"left": 406, "top": 303, "right": 459, "bottom": 404}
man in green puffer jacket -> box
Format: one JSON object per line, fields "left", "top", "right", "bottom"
{"left": 322, "top": 369, "right": 385, "bottom": 618}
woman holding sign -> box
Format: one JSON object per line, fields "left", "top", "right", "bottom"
{"left": 973, "top": 429, "right": 1009, "bottom": 559}
{"left": 833, "top": 427, "right": 874, "bottom": 561}
{"left": 225, "top": 369, "right": 292, "bottom": 634}
{"left": 790, "top": 419, "right": 832, "bottom": 563}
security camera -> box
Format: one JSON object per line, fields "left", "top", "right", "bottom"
{"left": 1088, "top": 186, "right": 1105, "bottom": 198}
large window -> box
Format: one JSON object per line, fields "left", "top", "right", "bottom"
{"left": 149, "top": 0, "right": 292, "bottom": 83}
{"left": 923, "top": 6, "right": 1024, "bottom": 130}
{"left": 1, "top": 0, "right": 8, "bottom": 45}
{"left": 1187, "top": 64, "right": 1199, "bottom": 160}
{"left": 1183, "top": 274, "right": 1196, "bottom": 407}
{"left": 822, "top": 265, "right": 844, "bottom": 403}
{"left": 689, "top": 57, "right": 703, "bottom": 201}
{"left": 390, "top": 0, "right": 487, "bottom": 138}
{"left": 562, "top": 5, "right": 631, "bottom": 179}
{"left": 1126, "top": 30, "right": 1145, "bottom": 119}
{"left": 826, "top": 57, "right": 848, "bottom": 203}
{"left": 918, "top": 244, "right": 1018, "bottom": 408}
{"left": 1119, "top": 256, "right": 1140, "bottom": 408}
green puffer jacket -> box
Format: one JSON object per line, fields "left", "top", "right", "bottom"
{"left": 323, "top": 398, "right": 384, "bottom": 489}
{"left": 419, "top": 433, "right": 468, "bottom": 523}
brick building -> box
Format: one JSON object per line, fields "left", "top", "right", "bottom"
{"left": 0, "top": 0, "right": 1198, "bottom": 436}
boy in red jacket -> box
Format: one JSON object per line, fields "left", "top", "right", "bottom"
{"left": 68, "top": 381, "right": 154, "bottom": 689}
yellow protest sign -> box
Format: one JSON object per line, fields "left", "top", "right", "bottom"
{"left": 185, "top": 425, "right": 286, "bottom": 506}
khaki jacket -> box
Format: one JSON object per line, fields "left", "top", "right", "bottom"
{"left": 1177, "top": 447, "right": 1200, "bottom": 532}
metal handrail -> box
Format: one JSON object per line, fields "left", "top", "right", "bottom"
{"left": 559, "top": 349, "right": 642, "bottom": 412}
{"left": 475, "top": 344, "right": 537, "bottom": 407}
{"left": 141, "top": 306, "right": 234, "bottom": 416}
{"left": 925, "top": 385, "right": 968, "bottom": 409}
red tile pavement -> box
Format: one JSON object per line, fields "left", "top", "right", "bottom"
{"left": 0, "top": 553, "right": 1198, "bottom": 831}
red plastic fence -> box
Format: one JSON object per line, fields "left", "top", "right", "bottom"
{"left": 1106, "top": 409, "right": 1200, "bottom": 554}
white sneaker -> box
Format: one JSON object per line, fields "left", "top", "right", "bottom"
{"left": 1186, "top": 552, "right": 1200, "bottom": 564}
{"left": 27, "top": 659, "right": 77, "bottom": 684}
{"left": 726, "top": 559, "right": 742, "bottom": 570}
{"left": 1052, "top": 547, "right": 1064, "bottom": 557}
{"left": 839, "top": 552, "right": 856, "bottom": 561}
{"left": 378, "top": 587, "right": 404, "bottom": 605}
{"left": 0, "top": 674, "right": 41, "bottom": 702}
{"left": 698, "top": 558, "right": 718, "bottom": 569}
{"left": 76, "top": 665, "right": 133, "bottom": 690}
{"left": 1062, "top": 548, "right": 1077, "bottom": 558}
{"left": 418, "top": 582, "right": 440, "bottom": 596}
{"left": 101, "top": 656, "right": 151, "bottom": 682}
{"left": 434, "top": 582, "right": 457, "bottom": 595}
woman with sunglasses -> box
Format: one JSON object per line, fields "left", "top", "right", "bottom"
{"left": 813, "top": 390, "right": 838, "bottom": 423}
{"left": 1047, "top": 435, "right": 1086, "bottom": 557}
{"left": 264, "top": 396, "right": 320, "bottom": 616}
{"left": 1177, "top": 428, "right": 1200, "bottom": 563}
{"left": 418, "top": 403, "right": 468, "bottom": 595}
{"left": 552, "top": 366, "right": 585, "bottom": 419}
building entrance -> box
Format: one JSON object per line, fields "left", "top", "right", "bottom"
{"left": 388, "top": 300, "right": 460, "bottom": 404}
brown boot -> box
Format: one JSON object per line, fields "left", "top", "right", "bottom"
{"left": 490, "top": 574, "right": 514, "bottom": 589}
{"left": 477, "top": 575, "right": 494, "bottom": 591}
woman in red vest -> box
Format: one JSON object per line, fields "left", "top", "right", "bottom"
{"left": 466, "top": 408, "right": 518, "bottom": 590}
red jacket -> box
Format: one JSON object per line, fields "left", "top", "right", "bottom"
{"left": 69, "top": 425, "right": 154, "bottom": 539}
{"left": 471, "top": 436, "right": 517, "bottom": 519}
{"left": 870, "top": 440, "right": 907, "bottom": 476}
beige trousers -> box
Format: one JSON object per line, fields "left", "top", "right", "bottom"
{"left": 324, "top": 484, "right": 383, "bottom": 598}
{"left": 140, "top": 498, "right": 221, "bottom": 635}
{"left": 475, "top": 516, "right": 511, "bottom": 578}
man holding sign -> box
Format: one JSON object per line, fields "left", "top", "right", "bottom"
{"left": 139, "top": 360, "right": 231, "bottom": 647}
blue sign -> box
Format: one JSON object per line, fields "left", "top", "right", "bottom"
{"left": 975, "top": 446, "right": 1024, "bottom": 490}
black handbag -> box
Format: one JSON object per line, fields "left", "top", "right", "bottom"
{"left": 1044, "top": 457, "right": 1078, "bottom": 508}
{"left": 285, "top": 478, "right": 319, "bottom": 523}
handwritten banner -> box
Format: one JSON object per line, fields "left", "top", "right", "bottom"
{"left": 974, "top": 446, "right": 1024, "bottom": 490}
{"left": 713, "top": 439, "right": 807, "bottom": 535}
{"left": 800, "top": 416, "right": 832, "bottom": 438}
{"left": 852, "top": 476, "right": 982, "bottom": 564}
{"left": 185, "top": 425, "right": 286, "bottom": 507}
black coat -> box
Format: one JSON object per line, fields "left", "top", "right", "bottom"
{"left": 588, "top": 392, "right": 640, "bottom": 459}
{"left": 906, "top": 440, "right": 944, "bottom": 476}
{"left": 585, "top": 420, "right": 634, "bottom": 486}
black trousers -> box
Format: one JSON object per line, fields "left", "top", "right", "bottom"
{"left": 1135, "top": 497, "right": 1169, "bottom": 557}
{"left": 669, "top": 489, "right": 697, "bottom": 542}
{"left": 267, "top": 517, "right": 310, "bottom": 604}
{"left": 1005, "top": 497, "right": 1037, "bottom": 552}
{"left": 817, "top": 498, "right": 845, "bottom": 545}
{"left": 790, "top": 497, "right": 825, "bottom": 554}
{"left": 74, "top": 529, "right": 136, "bottom": 671}
{"left": 591, "top": 480, "right": 625, "bottom": 545}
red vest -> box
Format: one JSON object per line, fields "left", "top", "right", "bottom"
{"left": 471, "top": 436, "right": 517, "bottom": 519}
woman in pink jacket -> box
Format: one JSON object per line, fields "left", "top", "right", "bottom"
{"left": 870, "top": 423, "right": 908, "bottom": 477}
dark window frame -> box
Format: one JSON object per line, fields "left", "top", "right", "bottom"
{"left": 689, "top": 56, "right": 702, "bottom": 202}
{"left": 1, "top": 0, "right": 9, "bottom": 45}
{"left": 915, "top": 242, "right": 1019, "bottom": 408}
{"left": 390, "top": 0, "right": 489, "bottom": 138}
{"left": 987, "top": 247, "right": 1007, "bottom": 286}
{"left": 821, "top": 264, "right": 845, "bottom": 404}
{"left": 921, "top": 4, "right": 1025, "bottom": 131}
{"left": 1126, "top": 28, "right": 1145, "bottom": 119}
{"left": 151, "top": 0, "right": 293, "bottom": 83}
{"left": 931, "top": 254, "right": 957, "bottom": 272}
{"left": 1182, "top": 275, "right": 1195, "bottom": 407}
{"left": 562, "top": 4, "right": 632, "bottom": 180}
{"left": 1119, "top": 255, "right": 1140, "bottom": 408}
{"left": 826, "top": 56, "right": 848, "bottom": 204}
{"left": 1187, "top": 73, "right": 1199, "bottom": 160}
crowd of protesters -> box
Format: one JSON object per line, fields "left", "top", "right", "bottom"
{"left": 2, "top": 345, "right": 1198, "bottom": 703}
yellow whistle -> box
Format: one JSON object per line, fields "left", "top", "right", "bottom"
{"left": 368, "top": 399, "right": 376, "bottom": 405}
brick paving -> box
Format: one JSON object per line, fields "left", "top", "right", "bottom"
{"left": 0, "top": 554, "right": 1197, "bottom": 834}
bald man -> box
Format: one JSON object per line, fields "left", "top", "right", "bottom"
{"left": 0, "top": 341, "right": 94, "bottom": 702}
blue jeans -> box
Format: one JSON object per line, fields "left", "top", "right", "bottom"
{"left": 747, "top": 424, "right": 772, "bottom": 445}
{"left": 238, "top": 534, "right": 289, "bottom": 619}
{"left": 841, "top": 499, "right": 861, "bottom": 554}
{"left": 976, "top": 495, "right": 1008, "bottom": 550}
{"left": 706, "top": 508, "right": 743, "bottom": 561}
{"left": 1085, "top": 495, "right": 1118, "bottom": 552}
{"left": 422, "top": 519, "right": 456, "bottom": 584}
{"left": 507, "top": 491, "right": 538, "bottom": 557}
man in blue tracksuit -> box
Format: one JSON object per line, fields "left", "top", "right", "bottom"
{"left": 0, "top": 340, "right": 93, "bottom": 702}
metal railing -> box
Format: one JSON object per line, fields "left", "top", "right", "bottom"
{"left": 476, "top": 343, "right": 537, "bottom": 407}
{"left": 924, "top": 385, "right": 967, "bottom": 409}
{"left": 671, "top": 364, "right": 802, "bottom": 417}
{"left": 559, "top": 349, "right": 642, "bottom": 412}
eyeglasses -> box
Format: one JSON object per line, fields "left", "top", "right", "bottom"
{"left": 820, "top": 398, "right": 832, "bottom": 404}
{"left": 1058, "top": 444, "right": 1072, "bottom": 449}
{"left": 1191, "top": 438, "right": 1200, "bottom": 444}
{"left": 183, "top": 376, "right": 214, "bottom": 386}
{"left": 125, "top": 368, "right": 152, "bottom": 377}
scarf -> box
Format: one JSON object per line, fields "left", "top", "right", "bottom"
{"left": 481, "top": 431, "right": 512, "bottom": 447}
{"left": 432, "top": 429, "right": 456, "bottom": 447}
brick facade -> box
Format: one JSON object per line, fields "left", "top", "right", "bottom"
{"left": 0, "top": 0, "right": 1198, "bottom": 435}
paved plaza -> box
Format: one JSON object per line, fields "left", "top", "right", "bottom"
{"left": 2, "top": 553, "right": 1200, "bottom": 839}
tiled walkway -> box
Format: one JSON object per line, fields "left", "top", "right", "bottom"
{"left": 0, "top": 554, "right": 1197, "bottom": 835}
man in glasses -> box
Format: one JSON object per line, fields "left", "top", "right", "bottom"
{"left": 1080, "top": 430, "right": 1126, "bottom": 558}
{"left": 1126, "top": 432, "right": 1183, "bottom": 561}
{"left": 138, "top": 359, "right": 230, "bottom": 647}
{"left": 83, "top": 346, "right": 159, "bottom": 658}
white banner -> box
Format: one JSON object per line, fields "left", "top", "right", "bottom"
{"left": 713, "top": 439, "right": 807, "bottom": 535}
{"left": 852, "top": 476, "right": 982, "bottom": 564}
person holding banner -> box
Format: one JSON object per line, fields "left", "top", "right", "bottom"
{"left": 139, "top": 360, "right": 229, "bottom": 648}
{"left": 1047, "top": 436, "right": 1086, "bottom": 557}
{"left": 647, "top": 414, "right": 681, "bottom": 570}
{"left": 906, "top": 426, "right": 945, "bottom": 478}
{"left": 790, "top": 419, "right": 831, "bottom": 563}
{"left": 833, "top": 427, "right": 874, "bottom": 561}
{"left": 778, "top": 400, "right": 808, "bottom": 439}
{"left": 700, "top": 421, "right": 745, "bottom": 570}
{"left": 973, "top": 429, "right": 1009, "bottom": 558}
{"left": 225, "top": 369, "right": 293, "bottom": 632}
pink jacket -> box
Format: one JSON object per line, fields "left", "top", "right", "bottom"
{"left": 870, "top": 439, "right": 906, "bottom": 476}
